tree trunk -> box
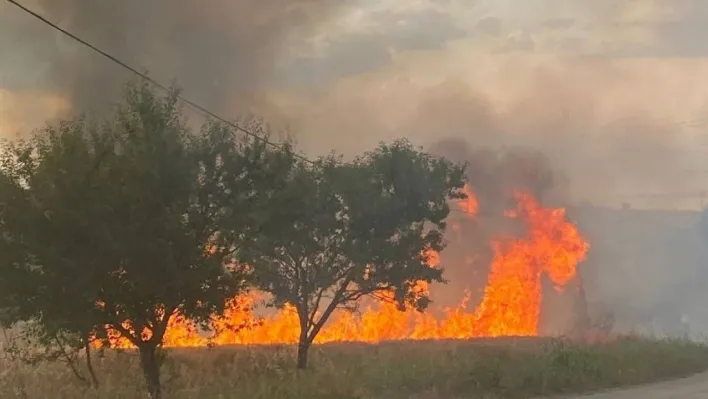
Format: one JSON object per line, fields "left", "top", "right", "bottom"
{"left": 85, "top": 341, "right": 99, "bottom": 388}
{"left": 296, "top": 339, "right": 311, "bottom": 370}
{"left": 139, "top": 346, "right": 162, "bottom": 399}
{"left": 296, "top": 306, "right": 312, "bottom": 370}
{"left": 293, "top": 278, "right": 353, "bottom": 370}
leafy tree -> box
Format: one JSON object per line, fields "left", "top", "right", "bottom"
{"left": 0, "top": 116, "right": 118, "bottom": 387}
{"left": 0, "top": 80, "right": 292, "bottom": 398}
{"left": 240, "top": 139, "right": 467, "bottom": 369}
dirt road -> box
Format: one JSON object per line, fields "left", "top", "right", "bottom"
{"left": 571, "top": 372, "right": 708, "bottom": 398}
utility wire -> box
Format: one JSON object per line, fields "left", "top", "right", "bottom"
{"left": 4, "top": 0, "right": 315, "bottom": 165}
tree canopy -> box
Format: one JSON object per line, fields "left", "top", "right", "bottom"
{"left": 240, "top": 139, "right": 467, "bottom": 368}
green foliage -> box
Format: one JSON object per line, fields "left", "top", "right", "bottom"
{"left": 240, "top": 138, "right": 467, "bottom": 367}
{"left": 328, "top": 139, "right": 467, "bottom": 308}
{"left": 0, "top": 79, "right": 294, "bottom": 397}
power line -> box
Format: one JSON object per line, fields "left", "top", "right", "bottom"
{"left": 4, "top": 0, "right": 314, "bottom": 165}
{"left": 607, "top": 115, "right": 708, "bottom": 131}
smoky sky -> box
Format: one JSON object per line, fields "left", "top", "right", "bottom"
{"left": 2, "top": 0, "right": 346, "bottom": 115}
{"left": 5, "top": 0, "right": 708, "bottom": 209}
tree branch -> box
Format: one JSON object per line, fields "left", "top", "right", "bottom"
{"left": 308, "top": 287, "right": 326, "bottom": 328}
{"left": 110, "top": 323, "right": 142, "bottom": 347}
{"left": 51, "top": 332, "right": 89, "bottom": 387}
{"left": 84, "top": 337, "right": 99, "bottom": 388}
{"left": 307, "top": 272, "right": 354, "bottom": 341}
{"left": 149, "top": 305, "right": 177, "bottom": 347}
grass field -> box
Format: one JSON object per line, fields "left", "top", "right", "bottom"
{"left": 2, "top": 336, "right": 708, "bottom": 399}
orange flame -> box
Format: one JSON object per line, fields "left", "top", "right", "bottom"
{"left": 101, "top": 186, "right": 588, "bottom": 348}
{"left": 467, "top": 191, "right": 588, "bottom": 336}
{"left": 459, "top": 184, "right": 479, "bottom": 215}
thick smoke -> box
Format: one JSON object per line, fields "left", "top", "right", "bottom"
{"left": 429, "top": 138, "right": 566, "bottom": 209}
{"left": 271, "top": 63, "right": 705, "bottom": 209}
{"left": 3, "top": 0, "right": 345, "bottom": 117}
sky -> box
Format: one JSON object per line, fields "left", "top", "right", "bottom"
{"left": 4, "top": 0, "right": 708, "bottom": 208}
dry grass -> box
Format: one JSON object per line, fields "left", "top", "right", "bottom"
{"left": 2, "top": 336, "right": 708, "bottom": 399}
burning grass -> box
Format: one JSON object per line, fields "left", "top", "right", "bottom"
{"left": 3, "top": 336, "right": 708, "bottom": 399}
{"left": 101, "top": 189, "right": 591, "bottom": 350}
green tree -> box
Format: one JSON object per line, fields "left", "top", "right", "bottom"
{"left": 0, "top": 80, "right": 292, "bottom": 398}
{"left": 240, "top": 140, "right": 467, "bottom": 369}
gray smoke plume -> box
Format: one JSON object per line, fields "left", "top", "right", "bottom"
{"left": 2, "top": 0, "right": 345, "bottom": 116}
{"left": 274, "top": 66, "right": 705, "bottom": 210}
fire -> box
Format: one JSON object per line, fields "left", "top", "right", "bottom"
{"left": 467, "top": 191, "right": 589, "bottom": 336}
{"left": 459, "top": 184, "right": 479, "bottom": 215}
{"left": 102, "top": 185, "right": 588, "bottom": 348}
